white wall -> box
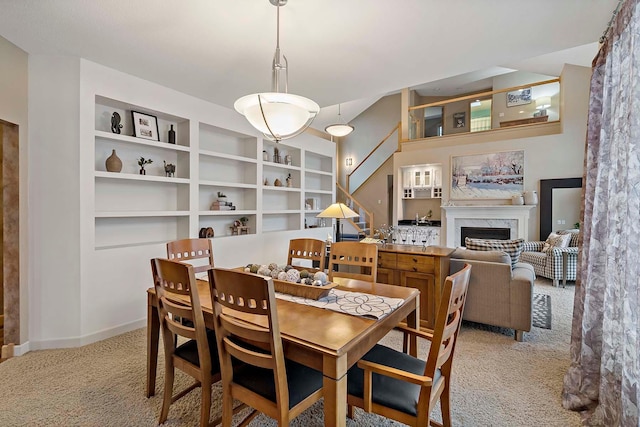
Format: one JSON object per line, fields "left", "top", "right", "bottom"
{"left": 0, "top": 36, "right": 29, "bottom": 346}
{"left": 394, "top": 64, "right": 591, "bottom": 242}
{"left": 24, "top": 57, "right": 335, "bottom": 350}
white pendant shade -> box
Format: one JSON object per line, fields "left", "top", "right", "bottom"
{"left": 325, "top": 123, "right": 354, "bottom": 137}
{"left": 235, "top": 92, "right": 319, "bottom": 141}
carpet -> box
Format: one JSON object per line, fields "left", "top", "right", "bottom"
{"left": 532, "top": 292, "right": 552, "bottom": 329}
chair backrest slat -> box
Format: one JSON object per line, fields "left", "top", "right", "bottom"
{"left": 328, "top": 241, "right": 378, "bottom": 282}
{"left": 166, "top": 238, "right": 214, "bottom": 274}
{"left": 287, "top": 238, "right": 326, "bottom": 271}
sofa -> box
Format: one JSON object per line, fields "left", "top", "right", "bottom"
{"left": 449, "top": 247, "right": 535, "bottom": 341}
{"left": 520, "top": 229, "right": 580, "bottom": 287}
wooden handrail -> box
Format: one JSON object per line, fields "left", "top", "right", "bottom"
{"left": 408, "top": 78, "right": 560, "bottom": 111}
{"left": 336, "top": 182, "right": 374, "bottom": 237}
{"left": 347, "top": 122, "right": 401, "bottom": 181}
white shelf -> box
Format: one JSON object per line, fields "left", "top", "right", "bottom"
{"left": 263, "top": 161, "right": 301, "bottom": 171}
{"left": 262, "top": 186, "right": 301, "bottom": 192}
{"left": 95, "top": 130, "right": 190, "bottom": 152}
{"left": 304, "top": 189, "right": 332, "bottom": 195}
{"left": 95, "top": 171, "right": 190, "bottom": 184}
{"left": 95, "top": 210, "right": 190, "bottom": 218}
{"left": 306, "top": 168, "right": 333, "bottom": 176}
{"left": 199, "top": 149, "right": 257, "bottom": 163}
{"left": 199, "top": 210, "right": 257, "bottom": 216}
{"left": 199, "top": 180, "right": 257, "bottom": 189}
{"left": 263, "top": 209, "right": 301, "bottom": 214}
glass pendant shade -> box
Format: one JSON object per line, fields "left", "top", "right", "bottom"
{"left": 234, "top": 0, "right": 319, "bottom": 142}
{"left": 234, "top": 92, "right": 319, "bottom": 141}
{"left": 325, "top": 123, "right": 354, "bottom": 137}
{"left": 325, "top": 104, "right": 354, "bottom": 137}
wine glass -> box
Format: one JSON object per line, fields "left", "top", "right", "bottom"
{"left": 411, "top": 226, "right": 418, "bottom": 246}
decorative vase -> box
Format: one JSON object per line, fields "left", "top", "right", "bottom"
{"left": 263, "top": 150, "right": 269, "bottom": 161}
{"left": 524, "top": 190, "right": 539, "bottom": 205}
{"left": 139, "top": 167, "right": 146, "bottom": 175}
{"left": 511, "top": 194, "right": 524, "bottom": 205}
{"left": 105, "top": 149, "right": 122, "bottom": 172}
{"left": 168, "top": 125, "right": 176, "bottom": 144}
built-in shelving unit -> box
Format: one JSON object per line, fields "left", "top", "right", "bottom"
{"left": 93, "top": 95, "right": 335, "bottom": 249}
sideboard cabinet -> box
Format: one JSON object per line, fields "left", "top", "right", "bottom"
{"left": 376, "top": 245, "right": 454, "bottom": 329}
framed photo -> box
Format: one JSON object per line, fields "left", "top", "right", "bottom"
{"left": 131, "top": 111, "right": 159, "bottom": 141}
{"left": 506, "top": 88, "right": 532, "bottom": 107}
{"left": 451, "top": 150, "right": 524, "bottom": 200}
{"left": 453, "top": 112, "right": 466, "bottom": 128}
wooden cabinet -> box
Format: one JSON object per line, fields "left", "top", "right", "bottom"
{"left": 376, "top": 245, "right": 454, "bottom": 329}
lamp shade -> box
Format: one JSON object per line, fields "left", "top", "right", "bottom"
{"left": 234, "top": 92, "right": 320, "bottom": 141}
{"left": 535, "top": 96, "right": 551, "bottom": 110}
{"left": 316, "top": 202, "right": 359, "bottom": 219}
{"left": 325, "top": 123, "right": 354, "bottom": 137}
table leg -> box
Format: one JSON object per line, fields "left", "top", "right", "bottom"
{"left": 323, "top": 355, "right": 348, "bottom": 427}
{"left": 408, "top": 297, "right": 419, "bottom": 358}
{"left": 146, "top": 292, "right": 160, "bottom": 398}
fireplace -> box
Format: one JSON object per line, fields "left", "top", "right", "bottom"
{"left": 461, "top": 227, "right": 510, "bottom": 246}
{"left": 442, "top": 205, "right": 535, "bottom": 247}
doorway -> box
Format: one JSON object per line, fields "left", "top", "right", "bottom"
{"left": 0, "top": 119, "right": 20, "bottom": 352}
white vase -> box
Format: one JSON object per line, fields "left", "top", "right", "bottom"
{"left": 524, "top": 191, "right": 538, "bottom": 205}
{"left": 511, "top": 194, "right": 524, "bottom": 205}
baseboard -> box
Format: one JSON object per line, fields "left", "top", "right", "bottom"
{"left": 6, "top": 341, "right": 30, "bottom": 357}
{"left": 26, "top": 318, "right": 147, "bottom": 352}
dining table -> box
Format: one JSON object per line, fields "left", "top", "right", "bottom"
{"left": 146, "top": 275, "right": 420, "bottom": 427}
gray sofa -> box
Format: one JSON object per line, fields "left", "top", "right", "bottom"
{"left": 449, "top": 248, "right": 535, "bottom": 341}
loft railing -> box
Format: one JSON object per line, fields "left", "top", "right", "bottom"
{"left": 407, "top": 78, "right": 560, "bottom": 140}
{"left": 336, "top": 182, "right": 373, "bottom": 238}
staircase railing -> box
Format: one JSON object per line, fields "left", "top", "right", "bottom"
{"left": 346, "top": 122, "right": 401, "bottom": 194}
{"left": 336, "top": 182, "right": 374, "bottom": 238}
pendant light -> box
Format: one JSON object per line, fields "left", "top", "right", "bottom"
{"left": 234, "top": 0, "right": 319, "bottom": 142}
{"left": 325, "top": 104, "right": 354, "bottom": 137}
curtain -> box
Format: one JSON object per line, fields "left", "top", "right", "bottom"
{"left": 562, "top": 1, "right": 640, "bottom": 425}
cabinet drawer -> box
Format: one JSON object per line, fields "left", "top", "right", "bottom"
{"left": 397, "top": 254, "right": 435, "bottom": 273}
{"left": 377, "top": 252, "right": 397, "bottom": 269}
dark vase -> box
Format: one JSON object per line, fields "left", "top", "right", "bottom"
{"left": 140, "top": 167, "right": 146, "bottom": 175}
{"left": 168, "top": 125, "right": 176, "bottom": 144}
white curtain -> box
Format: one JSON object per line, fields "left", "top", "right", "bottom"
{"left": 562, "top": 1, "right": 640, "bottom": 425}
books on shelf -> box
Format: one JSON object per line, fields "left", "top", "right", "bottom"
{"left": 211, "top": 200, "right": 236, "bottom": 210}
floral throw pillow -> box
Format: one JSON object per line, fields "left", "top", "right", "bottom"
{"left": 541, "top": 232, "right": 571, "bottom": 253}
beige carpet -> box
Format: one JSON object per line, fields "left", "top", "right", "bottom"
{"left": 0, "top": 278, "right": 578, "bottom": 426}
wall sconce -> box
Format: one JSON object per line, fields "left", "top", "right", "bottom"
{"left": 345, "top": 158, "right": 353, "bottom": 167}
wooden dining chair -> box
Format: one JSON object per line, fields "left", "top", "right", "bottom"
{"left": 327, "top": 241, "right": 378, "bottom": 282}
{"left": 346, "top": 263, "right": 472, "bottom": 427}
{"left": 150, "top": 258, "right": 220, "bottom": 427}
{"left": 286, "top": 238, "right": 326, "bottom": 271}
{"left": 166, "top": 238, "right": 214, "bottom": 275}
{"left": 208, "top": 268, "right": 324, "bottom": 427}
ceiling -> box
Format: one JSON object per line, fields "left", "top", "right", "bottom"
{"left": 0, "top": 0, "right": 618, "bottom": 132}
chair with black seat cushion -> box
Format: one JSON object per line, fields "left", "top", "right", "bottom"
{"left": 209, "top": 268, "right": 324, "bottom": 427}
{"left": 287, "top": 238, "right": 326, "bottom": 272}
{"left": 150, "top": 258, "right": 220, "bottom": 427}
{"left": 347, "top": 263, "right": 472, "bottom": 427}
{"left": 327, "top": 241, "right": 378, "bottom": 282}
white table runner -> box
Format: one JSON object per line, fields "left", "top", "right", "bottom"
{"left": 275, "top": 288, "right": 404, "bottom": 320}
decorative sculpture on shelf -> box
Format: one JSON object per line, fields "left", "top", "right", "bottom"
{"left": 286, "top": 173, "right": 292, "bottom": 187}
{"left": 273, "top": 146, "right": 281, "bottom": 163}
{"left": 274, "top": 178, "right": 282, "bottom": 187}
{"left": 111, "top": 112, "right": 123, "bottom": 134}
{"left": 137, "top": 157, "right": 153, "bottom": 175}
{"left": 163, "top": 161, "right": 176, "bottom": 177}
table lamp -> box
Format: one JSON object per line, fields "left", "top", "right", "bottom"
{"left": 316, "top": 203, "right": 359, "bottom": 242}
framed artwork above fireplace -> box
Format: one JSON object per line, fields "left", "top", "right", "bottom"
{"left": 451, "top": 149, "right": 524, "bottom": 200}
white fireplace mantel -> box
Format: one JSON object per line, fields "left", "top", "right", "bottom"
{"left": 442, "top": 205, "right": 536, "bottom": 247}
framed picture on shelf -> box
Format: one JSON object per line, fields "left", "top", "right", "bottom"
{"left": 450, "top": 149, "right": 524, "bottom": 200}
{"left": 131, "top": 111, "right": 159, "bottom": 141}
{"left": 453, "top": 112, "right": 466, "bottom": 128}
{"left": 506, "top": 88, "right": 532, "bottom": 107}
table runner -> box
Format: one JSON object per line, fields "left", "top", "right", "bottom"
{"left": 275, "top": 288, "right": 404, "bottom": 320}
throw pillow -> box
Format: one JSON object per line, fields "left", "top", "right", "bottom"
{"left": 464, "top": 237, "right": 525, "bottom": 268}
{"left": 541, "top": 232, "right": 571, "bottom": 253}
